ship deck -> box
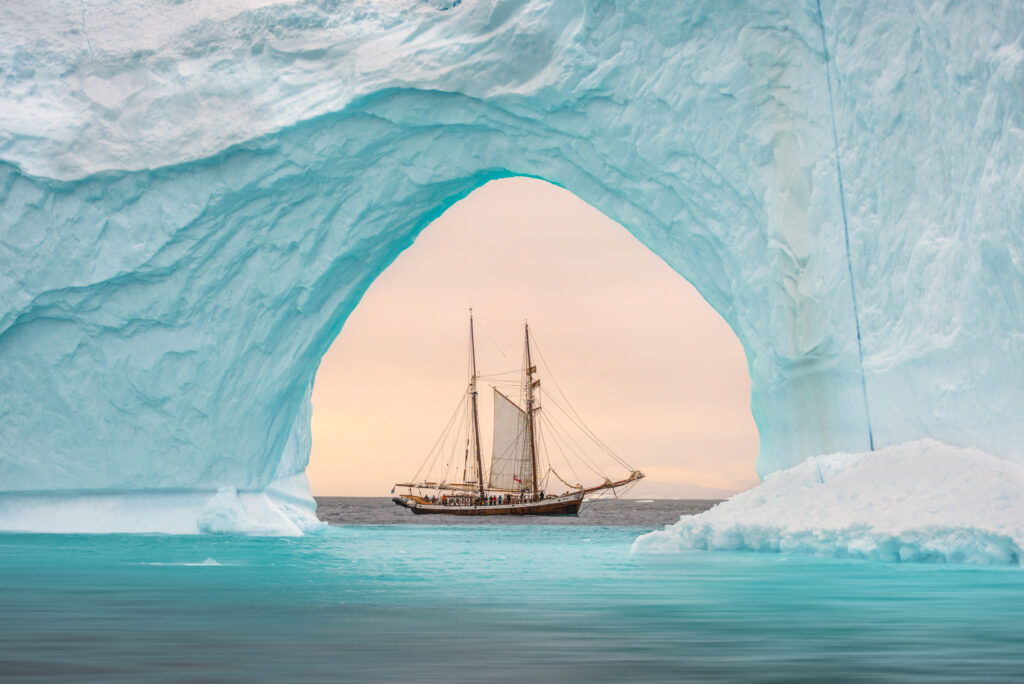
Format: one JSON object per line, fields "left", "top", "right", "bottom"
{"left": 392, "top": 493, "right": 584, "bottom": 516}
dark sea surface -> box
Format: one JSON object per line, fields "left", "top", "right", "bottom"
{"left": 2, "top": 498, "right": 1024, "bottom": 683}
{"left": 315, "top": 495, "right": 719, "bottom": 526}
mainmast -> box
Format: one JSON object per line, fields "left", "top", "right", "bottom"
{"left": 524, "top": 322, "right": 540, "bottom": 493}
{"left": 469, "top": 310, "right": 485, "bottom": 498}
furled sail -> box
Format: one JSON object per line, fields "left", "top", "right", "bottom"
{"left": 489, "top": 388, "right": 532, "bottom": 490}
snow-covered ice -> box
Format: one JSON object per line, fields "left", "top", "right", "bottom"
{"left": 1, "top": 1, "right": 1023, "bottom": 534}
{"left": 633, "top": 441, "right": 1024, "bottom": 565}
{"left": 0, "top": 474, "right": 323, "bottom": 535}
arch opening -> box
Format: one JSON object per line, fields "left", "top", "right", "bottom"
{"left": 307, "top": 177, "right": 758, "bottom": 502}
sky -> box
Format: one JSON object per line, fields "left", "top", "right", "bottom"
{"left": 306, "top": 177, "right": 759, "bottom": 499}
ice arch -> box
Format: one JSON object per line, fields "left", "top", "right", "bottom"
{"left": 1, "top": 1, "right": 1023, "bottom": 532}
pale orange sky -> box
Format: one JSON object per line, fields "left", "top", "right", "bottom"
{"left": 307, "top": 178, "right": 759, "bottom": 499}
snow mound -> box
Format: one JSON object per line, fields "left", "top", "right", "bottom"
{"left": 633, "top": 441, "right": 1024, "bottom": 565}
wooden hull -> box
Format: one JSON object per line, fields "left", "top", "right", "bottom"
{"left": 392, "top": 493, "right": 583, "bottom": 516}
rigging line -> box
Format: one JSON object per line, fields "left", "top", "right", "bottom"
{"left": 540, "top": 390, "right": 632, "bottom": 470}
{"left": 445, "top": 401, "right": 471, "bottom": 483}
{"left": 546, "top": 409, "right": 611, "bottom": 479}
{"left": 536, "top": 403, "right": 593, "bottom": 466}
{"left": 411, "top": 391, "right": 467, "bottom": 483}
{"left": 482, "top": 381, "right": 522, "bottom": 394}
{"left": 537, "top": 418, "right": 582, "bottom": 488}
{"left": 413, "top": 409, "right": 458, "bottom": 483}
{"left": 548, "top": 421, "right": 605, "bottom": 483}
{"left": 816, "top": 0, "right": 875, "bottom": 451}
{"left": 530, "top": 333, "right": 634, "bottom": 465}
{"left": 542, "top": 377, "right": 626, "bottom": 466}
{"left": 544, "top": 389, "right": 630, "bottom": 471}
{"left": 543, "top": 392, "right": 627, "bottom": 467}
{"left": 477, "top": 370, "right": 520, "bottom": 380}
{"left": 581, "top": 479, "right": 641, "bottom": 510}
{"left": 477, "top": 322, "right": 522, "bottom": 375}
{"left": 530, "top": 331, "right": 618, "bottom": 444}
{"left": 542, "top": 409, "right": 607, "bottom": 480}
{"left": 549, "top": 465, "right": 583, "bottom": 492}
{"left": 458, "top": 399, "right": 471, "bottom": 483}
{"left": 541, "top": 401, "right": 604, "bottom": 474}
{"left": 433, "top": 405, "right": 462, "bottom": 486}
{"left": 471, "top": 314, "right": 528, "bottom": 329}
{"left": 541, "top": 413, "right": 591, "bottom": 480}
{"left": 533, "top": 418, "right": 547, "bottom": 479}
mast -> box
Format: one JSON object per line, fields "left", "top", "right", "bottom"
{"left": 469, "top": 310, "right": 485, "bottom": 498}
{"left": 524, "top": 322, "right": 540, "bottom": 494}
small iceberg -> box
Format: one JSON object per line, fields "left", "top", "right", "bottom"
{"left": 632, "top": 440, "right": 1024, "bottom": 565}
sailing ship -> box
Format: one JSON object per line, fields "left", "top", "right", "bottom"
{"left": 392, "top": 311, "right": 643, "bottom": 516}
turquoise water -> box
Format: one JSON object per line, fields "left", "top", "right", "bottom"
{"left": 3, "top": 522, "right": 1024, "bottom": 682}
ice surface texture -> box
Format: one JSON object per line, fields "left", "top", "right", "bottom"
{"left": 1, "top": 1, "right": 1023, "bottom": 532}
{"left": 633, "top": 440, "right": 1024, "bottom": 565}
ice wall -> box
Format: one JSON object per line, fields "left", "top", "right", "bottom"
{"left": 1, "top": 1, "right": 1023, "bottom": 532}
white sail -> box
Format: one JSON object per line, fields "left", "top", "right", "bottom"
{"left": 489, "top": 388, "right": 532, "bottom": 490}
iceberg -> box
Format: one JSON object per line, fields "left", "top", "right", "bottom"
{"left": 1, "top": 1, "right": 1023, "bottom": 533}
{"left": 632, "top": 440, "right": 1024, "bottom": 565}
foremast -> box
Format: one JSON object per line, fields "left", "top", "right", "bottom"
{"left": 468, "top": 310, "right": 485, "bottom": 498}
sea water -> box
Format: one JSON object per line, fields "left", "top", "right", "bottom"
{"left": 2, "top": 499, "right": 1023, "bottom": 683}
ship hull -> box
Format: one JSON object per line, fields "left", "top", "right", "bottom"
{"left": 392, "top": 493, "right": 583, "bottom": 516}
